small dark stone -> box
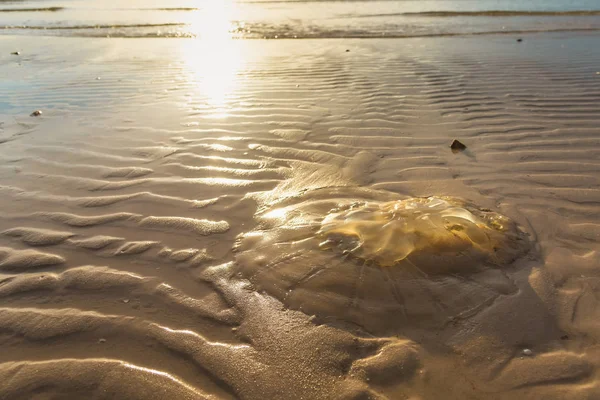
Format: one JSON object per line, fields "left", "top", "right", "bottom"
{"left": 30, "top": 110, "right": 42, "bottom": 117}
{"left": 450, "top": 139, "right": 467, "bottom": 153}
{"left": 11, "top": 51, "right": 20, "bottom": 56}
{"left": 561, "top": 335, "right": 569, "bottom": 340}
{"left": 345, "top": 49, "right": 350, "bottom": 52}
{"left": 517, "top": 38, "right": 523, "bottom": 42}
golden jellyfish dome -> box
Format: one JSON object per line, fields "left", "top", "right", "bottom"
{"left": 317, "top": 197, "right": 515, "bottom": 269}
{"left": 234, "top": 191, "right": 532, "bottom": 335}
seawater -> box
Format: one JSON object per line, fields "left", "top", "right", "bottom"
{"left": 1, "top": 0, "right": 600, "bottom": 38}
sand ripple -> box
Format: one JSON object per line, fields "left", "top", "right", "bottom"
{"left": 0, "top": 36, "right": 599, "bottom": 399}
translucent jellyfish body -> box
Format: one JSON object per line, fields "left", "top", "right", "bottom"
{"left": 234, "top": 193, "right": 532, "bottom": 334}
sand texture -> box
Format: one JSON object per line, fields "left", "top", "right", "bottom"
{"left": 0, "top": 35, "right": 600, "bottom": 399}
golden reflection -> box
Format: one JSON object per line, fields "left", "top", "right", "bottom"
{"left": 262, "top": 207, "right": 290, "bottom": 223}
{"left": 181, "top": 0, "right": 241, "bottom": 116}
{"left": 317, "top": 197, "right": 514, "bottom": 267}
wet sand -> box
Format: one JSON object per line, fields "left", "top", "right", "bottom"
{"left": 1, "top": 34, "right": 600, "bottom": 399}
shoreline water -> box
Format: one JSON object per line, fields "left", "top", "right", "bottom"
{"left": 2, "top": 0, "right": 600, "bottom": 39}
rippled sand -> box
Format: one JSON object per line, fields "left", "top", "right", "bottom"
{"left": 1, "top": 35, "right": 600, "bottom": 399}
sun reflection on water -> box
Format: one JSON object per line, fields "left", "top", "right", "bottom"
{"left": 181, "top": 0, "right": 242, "bottom": 117}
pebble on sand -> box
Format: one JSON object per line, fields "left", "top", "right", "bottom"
{"left": 98, "top": 338, "right": 107, "bottom": 344}
{"left": 523, "top": 349, "right": 533, "bottom": 356}
{"left": 517, "top": 38, "right": 523, "bottom": 42}
{"left": 11, "top": 51, "right": 21, "bottom": 56}
{"left": 30, "top": 110, "right": 42, "bottom": 117}
{"left": 450, "top": 139, "right": 467, "bottom": 153}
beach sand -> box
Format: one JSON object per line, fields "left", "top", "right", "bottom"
{"left": 0, "top": 33, "right": 600, "bottom": 399}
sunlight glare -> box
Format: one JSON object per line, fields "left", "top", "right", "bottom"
{"left": 182, "top": 0, "right": 241, "bottom": 116}
{"left": 192, "top": 0, "right": 234, "bottom": 42}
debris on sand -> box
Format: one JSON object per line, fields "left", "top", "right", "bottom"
{"left": 523, "top": 349, "right": 533, "bottom": 356}
{"left": 235, "top": 190, "right": 531, "bottom": 335}
{"left": 11, "top": 51, "right": 20, "bottom": 56}
{"left": 517, "top": 38, "right": 523, "bottom": 42}
{"left": 30, "top": 110, "right": 42, "bottom": 117}
{"left": 450, "top": 139, "right": 467, "bottom": 153}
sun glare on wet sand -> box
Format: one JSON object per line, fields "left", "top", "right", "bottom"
{"left": 182, "top": 0, "right": 242, "bottom": 116}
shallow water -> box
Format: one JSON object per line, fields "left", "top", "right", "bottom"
{"left": 2, "top": 0, "right": 600, "bottom": 38}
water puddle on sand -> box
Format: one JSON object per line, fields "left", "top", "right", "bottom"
{"left": 234, "top": 189, "right": 533, "bottom": 335}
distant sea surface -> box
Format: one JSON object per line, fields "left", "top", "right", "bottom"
{"left": 1, "top": 0, "right": 600, "bottom": 38}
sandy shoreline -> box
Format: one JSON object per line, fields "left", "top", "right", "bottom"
{"left": 1, "top": 34, "right": 600, "bottom": 399}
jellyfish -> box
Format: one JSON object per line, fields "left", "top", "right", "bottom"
{"left": 234, "top": 191, "right": 532, "bottom": 335}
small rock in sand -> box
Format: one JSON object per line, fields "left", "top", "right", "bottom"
{"left": 450, "top": 139, "right": 467, "bottom": 153}
{"left": 523, "top": 349, "right": 533, "bottom": 356}
{"left": 30, "top": 110, "right": 42, "bottom": 117}
{"left": 11, "top": 51, "right": 20, "bottom": 56}
{"left": 98, "top": 338, "right": 107, "bottom": 344}
{"left": 517, "top": 38, "right": 523, "bottom": 42}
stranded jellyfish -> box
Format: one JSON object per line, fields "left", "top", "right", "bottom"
{"left": 234, "top": 191, "right": 532, "bottom": 334}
